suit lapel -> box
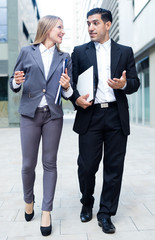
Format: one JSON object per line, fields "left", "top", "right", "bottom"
{"left": 31, "top": 45, "right": 45, "bottom": 76}
{"left": 85, "top": 40, "right": 121, "bottom": 80}
{"left": 86, "top": 42, "right": 98, "bottom": 89}
{"left": 47, "top": 47, "right": 63, "bottom": 81}
{"left": 111, "top": 39, "right": 121, "bottom": 78}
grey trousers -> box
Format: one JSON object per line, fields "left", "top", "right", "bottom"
{"left": 20, "top": 107, "right": 63, "bottom": 211}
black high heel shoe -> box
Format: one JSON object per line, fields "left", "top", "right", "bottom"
{"left": 25, "top": 195, "right": 35, "bottom": 222}
{"left": 40, "top": 213, "right": 52, "bottom": 236}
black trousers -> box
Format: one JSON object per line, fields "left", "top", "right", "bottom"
{"left": 78, "top": 104, "right": 127, "bottom": 219}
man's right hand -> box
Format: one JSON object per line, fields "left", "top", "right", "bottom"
{"left": 76, "top": 94, "right": 93, "bottom": 109}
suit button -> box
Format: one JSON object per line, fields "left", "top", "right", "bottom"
{"left": 43, "top": 89, "right": 46, "bottom": 93}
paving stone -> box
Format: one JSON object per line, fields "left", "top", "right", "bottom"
{"left": 0, "top": 120, "right": 155, "bottom": 239}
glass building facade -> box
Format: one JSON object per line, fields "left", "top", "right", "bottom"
{"left": 0, "top": 0, "right": 7, "bottom": 42}
{"left": 0, "top": 0, "right": 40, "bottom": 127}
{"left": 0, "top": 0, "right": 8, "bottom": 122}
{"left": 128, "top": 57, "right": 150, "bottom": 125}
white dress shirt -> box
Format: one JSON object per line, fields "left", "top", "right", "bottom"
{"left": 38, "top": 43, "right": 55, "bottom": 107}
{"left": 94, "top": 39, "right": 116, "bottom": 104}
{"left": 13, "top": 43, "right": 73, "bottom": 107}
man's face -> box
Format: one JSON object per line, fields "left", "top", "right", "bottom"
{"left": 87, "top": 14, "right": 111, "bottom": 44}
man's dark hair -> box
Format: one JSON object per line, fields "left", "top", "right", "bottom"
{"left": 87, "top": 8, "right": 112, "bottom": 23}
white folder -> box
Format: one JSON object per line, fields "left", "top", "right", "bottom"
{"left": 77, "top": 66, "right": 94, "bottom": 102}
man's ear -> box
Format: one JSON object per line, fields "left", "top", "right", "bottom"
{"left": 106, "top": 21, "right": 112, "bottom": 30}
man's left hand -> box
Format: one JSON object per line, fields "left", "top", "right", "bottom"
{"left": 107, "top": 70, "right": 126, "bottom": 89}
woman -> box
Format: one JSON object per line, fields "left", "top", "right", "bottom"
{"left": 10, "top": 15, "right": 73, "bottom": 236}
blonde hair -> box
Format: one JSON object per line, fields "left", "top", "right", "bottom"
{"left": 33, "top": 15, "right": 62, "bottom": 50}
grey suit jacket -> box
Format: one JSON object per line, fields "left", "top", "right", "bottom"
{"left": 10, "top": 44, "right": 72, "bottom": 119}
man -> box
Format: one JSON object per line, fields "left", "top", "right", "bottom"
{"left": 70, "top": 8, "right": 140, "bottom": 234}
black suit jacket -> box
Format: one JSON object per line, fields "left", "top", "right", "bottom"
{"left": 70, "top": 39, "right": 140, "bottom": 136}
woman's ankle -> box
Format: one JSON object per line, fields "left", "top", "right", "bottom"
{"left": 25, "top": 201, "right": 33, "bottom": 214}
{"left": 41, "top": 211, "right": 51, "bottom": 227}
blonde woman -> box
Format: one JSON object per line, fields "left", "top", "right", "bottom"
{"left": 10, "top": 15, "right": 73, "bottom": 236}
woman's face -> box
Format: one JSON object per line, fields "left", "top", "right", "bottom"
{"left": 47, "top": 19, "right": 65, "bottom": 44}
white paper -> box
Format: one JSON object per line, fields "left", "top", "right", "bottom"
{"left": 77, "top": 66, "right": 94, "bottom": 102}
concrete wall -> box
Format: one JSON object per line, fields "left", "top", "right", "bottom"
{"left": 8, "top": 0, "right": 20, "bottom": 126}
{"left": 133, "top": 0, "right": 155, "bottom": 53}
{"left": 118, "top": 0, "right": 134, "bottom": 47}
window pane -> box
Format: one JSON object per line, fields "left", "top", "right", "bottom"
{"left": 144, "top": 70, "right": 150, "bottom": 124}
{"left": 0, "top": 77, "right": 8, "bottom": 101}
{"left": 0, "top": 25, "right": 7, "bottom": 42}
{"left": 131, "top": 93, "right": 137, "bottom": 123}
{"left": 0, "top": 0, "right": 7, "bottom": 7}
{"left": 0, "top": 8, "right": 7, "bottom": 24}
{"left": 138, "top": 73, "right": 142, "bottom": 123}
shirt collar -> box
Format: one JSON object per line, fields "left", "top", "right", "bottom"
{"left": 94, "top": 39, "right": 111, "bottom": 51}
{"left": 39, "top": 43, "right": 55, "bottom": 54}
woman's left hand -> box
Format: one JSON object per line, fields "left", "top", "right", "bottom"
{"left": 59, "top": 68, "right": 70, "bottom": 90}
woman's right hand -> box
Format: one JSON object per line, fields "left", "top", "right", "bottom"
{"left": 14, "top": 71, "right": 25, "bottom": 85}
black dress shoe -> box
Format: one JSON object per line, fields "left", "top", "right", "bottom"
{"left": 40, "top": 214, "right": 52, "bottom": 236}
{"left": 80, "top": 206, "right": 92, "bottom": 222}
{"left": 25, "top": 195, "right": 35, "bottom": 222}
{"left": 98, "top": 217, "right": 116, "bottom": 234}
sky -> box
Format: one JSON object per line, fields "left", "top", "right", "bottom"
{"left": 36, "top": 0, "right": 148, "bottom": 20}
{"left": 36, "top": 0, "right": 74, "bottom": 26}
{"left": 36, "top": 0, "right": 75, "bottom": 52}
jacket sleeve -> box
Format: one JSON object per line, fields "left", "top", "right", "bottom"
{"left": 61, "top": 53, "right": 73, "bottom": 100}
{"left": 70, "top": 47, "right": 81, "bottom": 107}
{"left": 123, "top": 47, "right": 140, "bottom": 95}
{"left": 66, "top": 53, "right": 72, "bottom": 85}
{"left": 10, "top": 47, "right": 25, "bottom": 93}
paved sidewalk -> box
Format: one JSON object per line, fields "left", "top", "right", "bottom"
{"left": 0, "top": 119, "right": 155, "bottom": 240}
